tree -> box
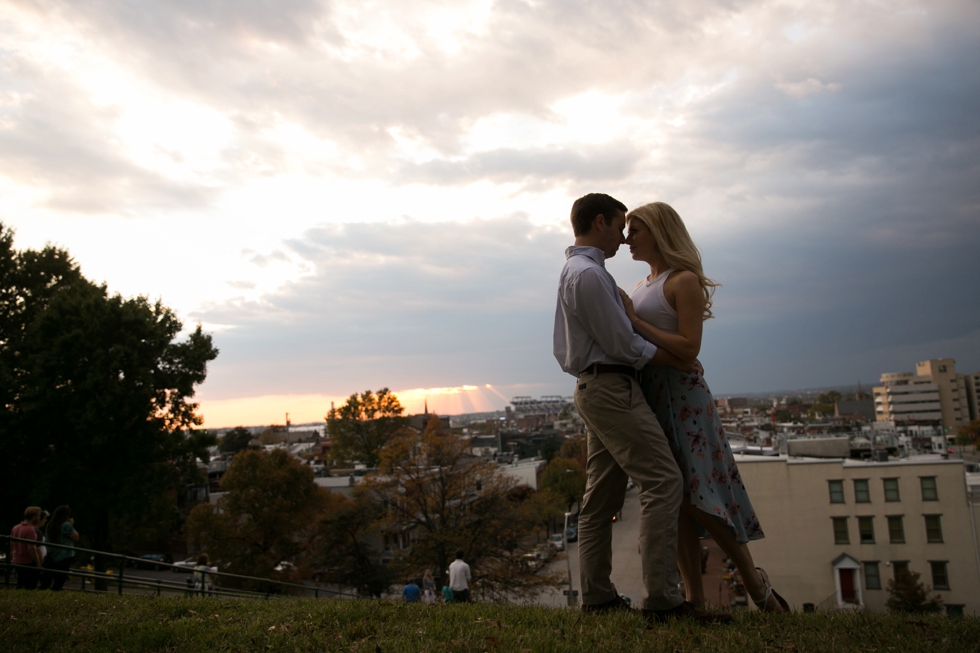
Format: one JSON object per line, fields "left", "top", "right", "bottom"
{"left": 358, "top": 418, "right": 562, "bottom": 601}
{"left": 308, "top": 495, "right": 394, "bottom": 597}
{"left": 956, "top": 419, "right": 980, "bottom": 449}
{"left": 259, "top": 425, "right": 287, "bottom": 445}
{"left": 219, "top": 427, "right": 255, "bottom": 454}
{"left": 885, "top": 569, "right": 944, "bottom": 613}
{"left": 0, "top": 223, "right": 217, "bottom": 564}
{"left": 327, "top": 388, "right": 409, "bottom": 467}
{"left": 817, "top": 390, "right": 842, "bottom": 405}
{"left": 559, "top": 433, "right": 587, "bottom": 469}
{"left": 186, "top": 449, "right": 337, "bottom": 583}
{"left": 541, "top": 457, "right": 587, "bottom": 509}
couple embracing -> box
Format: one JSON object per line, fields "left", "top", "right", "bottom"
{"left": 553, "top": 193, "right": 788, "bottom": 625}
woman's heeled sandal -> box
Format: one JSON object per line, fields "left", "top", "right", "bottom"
{"left": 754, "top": 567, "right": 790, "bottom": 612}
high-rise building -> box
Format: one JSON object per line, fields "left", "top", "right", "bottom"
{"left": 965, "top": 373, "right": 980, "bottom": 422}
{"left": 873, "top": 358, "right": 970, "bottom": 432}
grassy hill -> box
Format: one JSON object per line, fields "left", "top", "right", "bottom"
{"left": 1, "top": 591, "right": 977, "bottom": 652}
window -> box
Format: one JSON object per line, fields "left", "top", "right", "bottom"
{"left": 920, "top": 476, "right": 938, "bottom": 501}
{"left": 858, "top": 516, "right": 875, "bottom": 544}
{"left": 892, "top": 561, "right": 909, "bottom": 580}
{"left": 854, "top": 479, "right": 870, "bottom": 503}
{"left": 883, "top": 478, "right": 900, "bottom": 502}
{"left": 887, "top": 516, "right": 905, "bottom": 543}
{"left": 829, "top": 480, "right": 845, "bottom": 503}
{"left": 924, "top": 515, "right": 943, "bottom": 543}
{"left": 864, "top": 562, "right": 881, "bottom": 590}
{"left": 930, "top": 562, "right": 949, "bottom": 590}
{"left": 833, "top": 517, "right": 849, "bottom": 544}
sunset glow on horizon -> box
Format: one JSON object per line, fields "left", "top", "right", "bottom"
{"left": 198, "top": 384, "right": 509, "bottom": 429}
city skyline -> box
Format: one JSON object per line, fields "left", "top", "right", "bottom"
{"left": 3, "top": 1, "right": 978, "bottom": 427}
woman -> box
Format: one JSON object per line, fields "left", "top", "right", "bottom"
{"left": 45, "top": 505, "right": 80, "bottom": 591}
{"left": 193, "top": 553, "right": 218, "bottom": 596}
{"left": 422, "top": 569, "right": 437, "bottom": 604}
{"left": 620, "top": 201, "right": 787, "bottom": 612}
{"left": 35, "top": 510, "right": 51, "bottom": 590}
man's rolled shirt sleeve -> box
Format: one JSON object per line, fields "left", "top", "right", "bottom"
{"left": 568, "top": 267, "right": 657, "bottom": 369}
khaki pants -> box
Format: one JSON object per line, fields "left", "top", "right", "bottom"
{"left": 574, "top": 371, "right": 684, "bottom": 611}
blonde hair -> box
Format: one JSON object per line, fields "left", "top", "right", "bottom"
{"left": 626, "top": 202, "right": 720, "bottom": 320}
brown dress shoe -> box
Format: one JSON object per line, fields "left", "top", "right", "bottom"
{"left": 644, "top": 601, "right": 734, "bottom": 626}
{"left": 582, "top": 594, "right": 633, "bottom": 613}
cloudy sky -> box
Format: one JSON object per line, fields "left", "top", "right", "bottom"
{"left": 3, "top": 0, "right": 978, "bottom": 426}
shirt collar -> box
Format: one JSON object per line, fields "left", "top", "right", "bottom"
{"left": 565, "top": 245, "right": 606, "bottom": 267}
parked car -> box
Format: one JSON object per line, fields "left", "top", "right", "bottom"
{"left": 520, "top": 553, "right": 542, "bottom": 572}
{"left": 135, "top": 553, "right": 172, "bottom": 570}
{"left": 172, "top": 557, "right": 199, "bottom": 572}
{"left": 273, "top": 561, "right": 295, "bottom": 573}
{"left": 565, "top": 525, "right": 578, "bottom": 542}
{"left": 549, "top": 533, "right": 565, "bottom": 551}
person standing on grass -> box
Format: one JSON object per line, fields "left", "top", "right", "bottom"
{"left": 553, "top": 193, "right": 731, "bottom": 625}
{"left": 448, "top": 550, "right": 471, "bottom": 603}
{"left": 422, "top": 569, "right": 437, "bottom": 604}
{"left": 11, "top": 506, "right": 43, "bottom": 590}
{"left": 621, "top": 201, "right": 788, "bottom": 612}
{"left": 46, "top": 505, "right": 80, "bottom": 591}
{"left": 35, "top": 510, "right": 52, "bottom": 590}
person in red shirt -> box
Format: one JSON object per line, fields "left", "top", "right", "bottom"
{"left": 11, "top": 506, "right": 43, "bottom": 590}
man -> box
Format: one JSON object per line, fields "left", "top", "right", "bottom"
{"left": 447, "top": 549, "right": 471, "bottom": 603}
{"left": 402, "top": 578, "right": 421, "bottom": 602}
{"left": 11, "top": 506, "right": 43, "bottom": 590}
{"left": 553, "top": 193, "right": 730, "bottom": 625}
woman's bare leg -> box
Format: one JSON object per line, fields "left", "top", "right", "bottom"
{"left": 682, "top": 503, "right": 785, "bottom": 611}
{"left": 677, "top": 507, "right": 705, "bottom": 605}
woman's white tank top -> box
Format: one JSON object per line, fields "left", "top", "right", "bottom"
{"left": 630, "top": 268, "right": 678, "bottom": 335}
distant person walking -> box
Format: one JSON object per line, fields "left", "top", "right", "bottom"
{"left": 422, "top": 569, "right": 437, "bottom": 604}
{"left": 554, "top": 193, "right": 730, "bottom": 625}
{"left": 448, "top": 550, "right": 471, "bottom": 603}
{"left": 620, "top": 201, "right": 788, "bottom": 612}
{"left": 46, "top": 505, "right": 80, "bottom": 591}
{"left": 11, "top": 506, "right": 43, "bottom": 589}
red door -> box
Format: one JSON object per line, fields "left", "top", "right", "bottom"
{"left": 839, "top": 569, "right": 855, "bottom": 602}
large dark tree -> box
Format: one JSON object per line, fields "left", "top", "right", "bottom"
{"left": 187, "top": 449, "right": 335, "bottom": 583}
{"left": 326, "top": 388, "right": 409, "bottom": 467}
{"left": 0, "top": 223, "right": 217, "bottom": 560}
{"left": 219, "top": 426, "right": 256, "bottom": 454}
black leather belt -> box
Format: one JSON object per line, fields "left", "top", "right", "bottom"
{"left": 579, "top": 363, "right": 641, "bottom": 381}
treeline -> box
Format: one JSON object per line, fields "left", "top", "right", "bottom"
{"left": 0, "top": 223, "right": 217, "bottom": 566}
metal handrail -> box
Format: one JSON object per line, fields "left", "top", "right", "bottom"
{"left": 2, "top": 534, "right": 361, "bottom": 600}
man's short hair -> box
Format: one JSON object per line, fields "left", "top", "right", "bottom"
{"left": 455, "top": 549, "right": 464, "bottom": 559}
{"left": 570, "top": 193, "right": 627, "bottom": 237}
{"left": 24, "top": 506, "right": 41, "bottom": 520}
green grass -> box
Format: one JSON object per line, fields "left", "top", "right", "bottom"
{"left": 1, "top": 591, "right": 977, "bottom": 652}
